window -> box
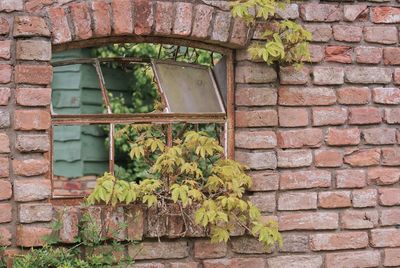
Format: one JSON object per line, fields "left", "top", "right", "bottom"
{"left": 51, "top": 43, "right": 234, "bottom": 198}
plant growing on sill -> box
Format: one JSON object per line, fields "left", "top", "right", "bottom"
{"left": 87, "top": 126, "right": 282, "bottom": 249}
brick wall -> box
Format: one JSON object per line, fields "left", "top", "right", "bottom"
{"left": 0, "top": 0, "right": 399, "bottom": 267}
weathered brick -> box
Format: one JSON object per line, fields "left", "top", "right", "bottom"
{"left": 267, "top": 255, "right": 322, "bottom": 268}
{"left": 0, "top": 157, "right": 9, "bottom": 178}
{"left": 0, "top": 180, "right": 11, "bottom": 200}
{"left": 313, "top": 67, "right": 344, "bottom": 85}
{"left": 0, "top": 88, "right": 10, "bottom": 105}
{"left": 276, "top": 3, "right": 299, "bottom": 19}
{"left": 91, "top": 0, "right": 111, "bottom": 37}
{"left": 364, "top": 26, "right": 398, "bottom": 44}
{"left": 126, "top": 205, "right": 144, "bottom": 241}
{"left": 235, "top": 86, "right": 277, "bottom": 106}
{"left": 0, "top": 40, "right": 10, "bottom": 60}
{"left": 278, "top": 107, "right": 308, "bottom": 127}
{"left": 58, "top": 206, "right": 80, "bottom": 243}
{"left": 15, "top": 65, "right": 52, "bottom": 85}
{"left": 319, "top": 191, "right": 351, "bottom": 208}
{"left": 231, "top": 236, "right": 265, "bottom": 254}
{"left": 247, "top": 193, "right": 276, "bottom": 213}
{"left": 355, "top": 46, "right": 382, "bottom": 64}
{"left": 368, "top": 167, "right": 400, "bottom": 185}
{"left": 16, "top": 88, "right": 51, "bottom": 107}
{"left": 278, "top": 129, "right": 323, "bottom": 149}
{"left": 0, "top": 65, "right": 11, "bottom": 84}
{"left": 304, "top": 24, "right": 332, "bottom": 42}
{"left": 371, "top": 7, "right": 400, "bottom": 24}
{"left": 337, "top": 87, "right": 370, "bottom": 105}
{"left": 0, "top": 227, "right": 11, "bottom": 246}
{"left": 371, "top": 228, "right": 400, "bottom": 248}
{"left": 248, "top": 171, "right": 279, "bottom": 191}
{"left": 70, "top": 2, "right": 92, "bottom": 40}
{"left": 48, "top": 7, "right": 72, "bottom": 44}
{"left": 194, "top": 240, "right": 226, "bottom": 259}
{"left": 384, "top": 47, "right": 400, "bottom": 65}
{"left": 0, "top": 0, "right": 23, "bottom": 12}
{"left": 16, "top": 40, "right": 51, "bottom": 61}
{"left": 230, "top": 18, "right": 248, "bottom": 47}
{"left": 16, "top": 225, "right": 52, "bottom": 247}
{"left": 211, "top": 11, "right": 231, "bottom": 43}
{"left": 278, "top": 192, "right": 317, "bottom": 211}
{"left": 344, "top": 149, "right": 380, "bottom": 167}
{"left": 192, "top": 5, "right": 213, "bottom": 39}
{"left": 235, "top": 151, "right": 276, "bottom": 170}
{"left": 16, "top": 134, "right": 49, "bottom": 152}
{"left": 14, "top": 110, "right": 50, "bottom": 131}
{"left": 235, "top": 109, "right": 277, "bottom": 127}
{"left": 203, "top": 258, "right": 265, "bottom": 268}
{"left": 315, "top": 150, "right": 343, "bottom": 168}
{"left": 313, "top": 107, "right": 347, "bottom": 126}
{"left": 173, "top": 2, "right": 192, "bottom": 36}
{"left": 279, "top": 212, "right": 338, "bottom": 231}
{"left": 352, "top": 189, "right": 377, "bottom": 208}
{"left": 341, "top": 210, "right": 378, "bottom": 229}
{"left": 0, "top": 17, "right": 8, "bottom": 35}
{"left": 325, "top": 45, "right": 352, "bottom": 64}
{"left": 349, "top": 107, "right": 382, "bottom": 125}
{"left": 372, "top": 87, "right": 400, "bottom": 104}
{"left": 112, "top": 0, "right": 133, "bottom": 35}
{"left": 381, "top": 208, "right": 400, "bottom": 226}
{"left": 0, "top": 133, "right": 9, "bottom": 153}
{"left": 279, "top": 87, "right": 336, "bottom": 106}
{"left": 279, "top": 66, "right": 309, "bottom": 85}
{"left": 280, "top": 170, "right": 331, "bottom": 190}
{"left": 384, "top": 248, "right": 400, "bottom": 267}
{"left": 326, "top": 128, "right": 360, "bottom": 146}
{"left": 235, "top": 130, "right": 276, "bottom": 149}
{"left": 344, "top": 4, "right": 368, "bottom": 22}
{"left": 308, "top": 44, "right": 324, "bottom": 63}
{"left": 277, "top": 149, "right": 312, "bottom": 168}
{"left": 129, "top": 241, "right": 189, "bottom": 260}
{"left": 385, "top": 108, "right": 400, "bottom": 124}
{"left": 379, "top": 188, "right": 400, "bottom": 206}
{"left": 300, "top": 3, "right": 342, "bottom": 22}
{"left": 0, "top": 110, "right": 9, "bottom": 129}
{"left": 235, "top": 63, "right": 277, "bottom": 83}
{"left": 0, "top": 203, "right": 11, "bottom": 223}
{"left": 336, "top": 170, "right": 366, "bottom": 189}
{"left": 310, "top": 232, "right": 368, "bottom": 251}
{"left": 25, "top": 0, "right": 53, "bottom": 13}
{"left": 14, "top": 178, "right": 51, "bottom": 201}
{"left": 13, "top": 157, "right": 48, "bottom": 177}
{"left": 280, "top": 234, "right": 309, "bottom": 253}
{"left": 325, "top": 251, "right": 380, "bottom": 268}
{"left": 333, "top": 25, "right": 362, "bottom": 42}
{"left": 382, "top": 148, "right": 400, "bottom": 166}
{"left": 13, "top": 16, "right": 50, "bottom": 37}
{"left": 345, "top": 67, "right": 392, "bottom": 84}
{"left": 19, "top": 203, "right": 53, "bottom": 223}
{"left": 362, "top": 128, "right": 396, "bottom": 145}
{"left": 170, "top": 262, "right": 197, "bottom": 268}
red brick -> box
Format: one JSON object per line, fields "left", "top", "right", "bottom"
{"left": 364, "top": 26, "right": 398, "bottom": 44}
{"left": 336, "top": 170, "right": 366, "bottom": 189}
{"left": 70, "top": 2, "right": 92, "bottom": 40}
{"left": 277, "top": 149, "right": 312, "bottom": 168}
{"left": 276, "top": 4, "right": 299, "bottom": 19}
{"left": 235, "top": 130, "right": 276, "bottom": 149}
{"left": 279, "top": 87, "right": 336, "bottom": 106}
{"left": 16, "top": 40, "right": 51, "bottom": 61}
{"left": 279, "top": 212, "right": 338, "bottom": 231}
{"left": 248, "top": 193, "right": 276, "bottom": 213}
{"left": 280, "top": 170, "right": 331, "bottom": 190}
{"left": 13, "top": 157, "right": 48, "bottom": 177}
{"left": 355, "top": 46, "right": 382, "bottom": 64}
{"left": 133, "top": 0, "right": 153, "bottom": 35}
{"left": 235, "top": 86, "right": 277, "bottom": 106}
{"left": 48, "top": 7, "right": 72, "bottom": 44}
{"left": 14, "top": 110, "right": 50, "bottom": 130}
{"left": 362, "top": 128, "right": 396, "bottom": 145}
{"left": 333, "top": 25, "right": 362, "bottom": 43}
{"left": 372, "top": 87, "right": 400, "bottom": 104}
{"left": 300, "top": 3, "right": 342, "bottom": 22}
{"left": 230, "top": 18, "right": 249, "bottom": 47}
{"left": 279, "top": 66, "right": 309, "bottom": 85}
{"left": 0, "top": 18, "right": 8, "bottom": 35}
{"left": 395, "top": 68, "right": 400, "bottom": 85}
{"left": 280, "top": 234, "right": 309, "bottom": 253}
{"left": 235, "top": 63, "right": 277, "bottom": 83}
{"left": 154, "top": 1, "right": 173, "bottom": 35}
{"left": 14, "top": 178, "right": 51, "bottom": 201}
{"left": 0, "top": 65, "right": 11, "bottom": 84}
{"left": 304, "top": 24, "right": 332, "bottom": 42}
{"left": 173, "top": 2, "right": 192, "bottom": 36}
{"left": 0, "top": 133, "right": 9, "bottom": 153}
{"left": 235, "top": 109, "right": 277, "bottom": 127}
{"left": 371, "top": 7, "right": 400, "bottom": 24}
{"left": 267, "top": 255, "right": 322, "bottom": 268}
{"left": 385, "top": 108, "right": 400, "bottom": 124}
{"left": 369, "top": 168, "right": 400, "bottom": 186}
{"left": 341, "top": 210, "right": 378, "bottom": 229}
{"left": 278, "top": 129, "right": 323, "bottom": 149}
{"left": 344, "top": 149, "right": 380, "bottom": 167}
{"left": 16, "top": 88, "right": 51, "bottom": 107}
{"left": 91, "top": 0, "right": 111, "bottom": 37}
{"left": 352, "top": 189, "right": 377, "bottom": 208}
{"left": 194, "top": 240, "right": 226, "bottom": 259}
{"left": 129, "top": 241, "right": 188, "bottom": 260}
{"left": 19, "top": 203, "right": 53, "bottom": 223}
{"left": 381, "top": 208, "right": 400, "bottom": 226}
{"left": 384, "top": 248, "right": 400, "bottom": 267}
{"left": 211, "top": 11, "right": 231, "bottom": 43}
{"left": 15, "top": 65, "right": 52, "bottom": 85}
{"left": 0, "top": 203, "right": 11, "bottom": 223}
{"left": 326, "top": 128, "right": 360, "bottom": 146}
{"left": 235, "top": 151, "right": 276, "bottom": 170}
{"left": 0, "top": 40, "right": 10, "bottom": 60}
{"left": 384, "top": 47, "right": 400, "bottom": 65}
{"left": 325, "top": 46, "right": 352, "bottom": 63}
{"left": 16, "top": 134, "right": 49, "bottom": 152}
{"left": 349, "top": 107, "right": 382, "bottom": 125}
{"left": 379, "top": 188, "right": 400, "bottom": 206}
{"left": 13, "top": 16, "right": 50, "bottom": 37}
{"left": 248, "top": 171, "right": 279, "bottom": 191}
{"left": 344, "top": 4, "right": 369, "bottom": 22}
{"left": 0, "top": 227, "right": 11, "bottom": 246}
{"left": 0, "top": 157, "right": 9, "bottom": 178}
{"left": 16, "top": 225, "right": 52, "bottom": 247}
{"left": 0, "top": 88, "right": 10, "bottom": 106}
{"left": 371, "top": 228, "right": 400, "bottom": 248}
{"left": 203, "top": 258, "right": 265, "bottom": 268}
{"left": 382, "top": 148, "right": 400, "bottom": 166}
{"left": 231, "top": 237, "right": 265, "bottom": 254}
{"left": 308, "top": 44, "right": 324, "bottom": 63}
{"left": 0, "top": 110, "right": 9, "bottom": 129}
{"left": 318, "top": 191, "right": 351, "bottom": 208}
{"left": 192, "top": 5, "right": 213, "bottom": 39}
{"left": 0, "top": 180, "right": 11, "bottom": 200}
{"left": 170, "top": 262, "right": 197, "bottom": 268}
{"left": 313, "top": 66, "right": 344, "bottom": 85}
{"left": 337, "top": 87, "right": 370, "bottom": 105}
{"left": 278, "top": 107, "right": 308, "bottom": 127}
{"left": 311, "top": 232, "right": 368, "bottom": 251}
{"left": 278, "top": 192, "right": 317, "bottom": 211}
{"left": 345, "top": 67, "right": 392, "bottom": 84}
{"left": 57, "top": 206, "right": 80, "bottom": 243}
{"left": 312, "top": 107, "right": 347, "bottom": 126}
{"left": 315, "top": 150, "right": 343, "bottom": 168}
{"left": 25, "top": 0, "right": 53, "bottom": 13}
{"left": 112, "top": 0, "right": 133, "bottom": 35}
{"left": 325, "top": 251, "right": 380, "bottom": 268}
{"left": 126, "top": 205, "right": 144, "bottom": 241}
